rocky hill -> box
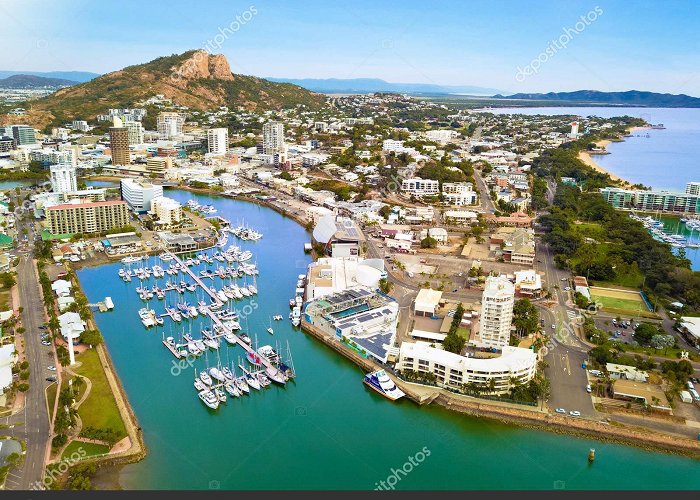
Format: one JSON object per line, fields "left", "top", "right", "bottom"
{"left": 29, "top": 50, "right": 327, "bottom": 125}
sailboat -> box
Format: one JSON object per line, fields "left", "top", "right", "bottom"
{"left": 267, "top": 317, "right": 274, "bottom": 335}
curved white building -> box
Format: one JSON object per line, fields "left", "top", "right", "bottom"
{"left": 397, "top": 342, "right": 537, "bottom": 394}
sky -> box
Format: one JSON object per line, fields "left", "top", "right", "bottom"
{"left": 1, "top": 0, "right": 700, "bottom": 95}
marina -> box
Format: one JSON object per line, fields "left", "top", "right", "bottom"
{"left": 77, "top": 189, "right": 700, "bottom": 490}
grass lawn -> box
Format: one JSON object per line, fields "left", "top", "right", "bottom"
{"left": 591, "top": 294, "right": 644, "bottom": 313}
{"left": 594, "top": 270, "right": 645, "bottom": 289}
{"left": 61, "top": 440, "right": 110, "bottom": 460}
{"left": 46, "top": 382, "right": 59, "bottom": 422}
{"left": 72, "top": 349, "right": 126, "bottom": 440}
{"left": 0, "top": 288, "right": 11, "bottom": 311}
{"left": 456, "top": 327, "right": 471, "bottom": 342}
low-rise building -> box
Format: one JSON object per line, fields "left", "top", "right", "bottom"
{"left": 514, "top": 270, "right": 542, "bottom": 298}
{"left": 150, "top": 196, "right": 183, "bottom": 226}
{"left": 396, "top": 342, "right": 537, "bottom": 395}
{"left": 401, "top": 177, "right": 440, "bottom": 197}
{"left": 443, "top": 210, "right": 478, "bottom": 225}
{"left": 414, "top": 288, "right": 443, "bottom": 317}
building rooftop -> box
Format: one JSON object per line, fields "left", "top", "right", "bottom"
{"left": 47, "top": 200, "right": 126, "bottom": 211}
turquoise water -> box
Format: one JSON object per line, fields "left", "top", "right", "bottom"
{"left": 77, "top": 190, "right": 700, "bottom": 490}
{"left": 0, "top": 180, "right": 31, "bottom": 191}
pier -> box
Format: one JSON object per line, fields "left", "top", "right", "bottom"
{"left": 165, "top": 252, "right": 278, "bottom": 373}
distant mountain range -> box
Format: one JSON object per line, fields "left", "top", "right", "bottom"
{"left": 0, "top": 74, "right": 79, "bottom": 89}
{"left": 0, "top": 70, "right": 99, "bottom": 83}
{"left": 493, "top": 90, "right": 700, "bottom": 108}
{"left": 265, "top": 77, "right": 502, "bottom": 96}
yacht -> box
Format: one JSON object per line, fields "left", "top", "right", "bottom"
{"left": 199, "top": 371, "right": 213, "bottom": 386}
{"left": 198, "top": 390, "right": 219, "bottom": 410}
{"left": 215, "top": 388, "right": 227, "bottom": 403}
{"left": 209, "top": 367, "right": 227, "bottom": 382}
{"left": 139, "top": 308, "right": 156, "bottom": 328}
{"left": 223, "top": 333, "right": 237, "bottom": 345}
{"left": 235, "top": 376, "right": 250, "bottom": 394}
{"left": 265, "top": 366, "right": 287, "bottom": 385}
{"left": 239, "top": 333, "right": 251, "bottom": 344}
{"left": 246, "top": 352, "right": 263, "bottom": 366}
{"left": 194, "top": 378, "right": 206, "bottom": 391}
{"left": 224, "top": 382, "right": 240, "bottom": 397}
{"left": 363, "top": 370, "right": 406, "bottom": 401}
{"left": 257, "top": 372, "right": 271, "bottom": 388}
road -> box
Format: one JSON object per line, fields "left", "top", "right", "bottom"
{"left": 2, "top": 205, "right": 51, "bottom": 490}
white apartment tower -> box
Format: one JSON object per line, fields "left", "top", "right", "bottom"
{"left": 480, "top": 275, "right": 515, "bottom": 349}
{"left": 157, "top": 112, "right": 184, "bottom": 139}
{"left": 207, "top": 128, "right": 229, "bottom": 156}
{"left": 125, "top": 121, "right": 144, "bottom": 145}
{"left": 263, "top": 121, "right": 285, "bottom": 154}
{"left": 50, "top": 163, "right": 78, "bottom": 194}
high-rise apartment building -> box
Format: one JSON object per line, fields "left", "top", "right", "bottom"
{"left": 120, "top": 178, "right": 163, "bottom": 213}
{"left": 262, "top": 121, "right": 285, "bottom": 154}
{"left": 125, "top": 121, "right": 144, "bottom": 145}
{"left": 157, "top": 112, "right": 184, "bottom": 139}
{"left": 50, "top": 164, "right": 78, "bottom": 194}
{"left": 480, "top": 275, "right": 515, "bottom": 349}
{"left": 109, "top": 117, "right": 131, "bottom": 165}
{"left": 207, "top": 128, "right": 229, "bottom": 156}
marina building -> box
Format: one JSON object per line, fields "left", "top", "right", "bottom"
{"left": 312, "top": 214, "right": 363, "bottom": 257}
{"left": 600, "top": 186, "right": 700, "bottom": 214}
{"left": 396, "top": 342, "right": 537, "bottom": 395}
{"left": 50, "top": 163, "right": 78, "bottom": 194}
{"left": 305, "top": 256, "right": 386, "bottom": 300}
{"left": 158, "top": 231, "right": 197, "bottom": 252}
{"left": 304, "top": 287, "right": 399, "bottom": 363}
{"left": 120, "top": 178, "right": 163, "bottom": 213}
{"left": 479, "top": 275, "right": 515, "bottom": 349}
{"left": 46, "top": 200, "right": 130, "bottom": 235}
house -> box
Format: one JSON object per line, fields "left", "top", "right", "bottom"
{"left": 419, "top": 228, "right": 448, "bottom": 245}
{"left": 606, "top": 363, "right": 649, "bottom": 382}
{"left": 51, "top": 279, "right": 72, "bottom": 297}
{"left": 58, "top": 311, "right": 86, "bottom": 341}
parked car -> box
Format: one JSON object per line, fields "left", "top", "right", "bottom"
{"left": 586, "top": 384, "right": 592, "bottom": 393}
{"left": 41, "top": 341, "right": 51, "bottom": 346}
{"left": 555, "top": 408, "right": 566, "bottom": 414}
{"left": 46, "top": 376, "right": 57, "bottom": 382}
{"left": 569, "top": 410, "right": 581, "bottom": 417}
{"left": 551, "top": 324, "right": 556, "bottom": 330}
{"left": 47, "top": 365, "right": 56, "bottom": 371}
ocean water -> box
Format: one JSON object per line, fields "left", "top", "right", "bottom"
{"left": 76, "top": 189, "right": 700, "bottom": 490}
{"left": 487, "top": 107, "right": 700, "bottom": 191}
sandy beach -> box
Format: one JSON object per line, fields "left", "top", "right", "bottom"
{"left": 577, "top": 126, "right": 650, "bottom": 186}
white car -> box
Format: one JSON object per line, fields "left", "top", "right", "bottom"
{"left": 569, "top": 410, "right": 581, "bottom": 417}
{"left": 555, "top": 408, "right": 566, "bottom": 414}
{"left": 586, "top": 384, "right": 592, "bottom": 393}
{"left": 564, "top": 286, "right": 571, "bottom": 291}
{"left": 551, "top": 324, "right": 556, "bottom": 330}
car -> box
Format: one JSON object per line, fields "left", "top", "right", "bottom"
{"left": 457, "top": 272, "right": 463, "bottom": 277}
{"left": 555, "top": 408, "right": 566, "bottom": 414}
{"left": 537, "top": 259, "right": 542, "bottom": 263}
{"left": 452, "top": 288, "right": 458, "bottom": 293}
{"left": 540, "top": 319, "right": 545, "bottom": 326}
{"left": 551, "top": 324, "right": 556, "bottom": 330}
{"left": 561, "top": 278, "right": 567, "bottom": 281}
{"left": 564, "top": 286, "right": 571, "bottom": 291}
{"left": 39, "top": 325, "right": 47, "bottom": 330}
{"left": 47, "top": 365, "right": 56, "bottom": 371}
{"left": 586, "top": 384, "right": 592, "bottom": 393}
{"left": 41, "top": 341, "right": 51, "bottom": 346}
{"left": 569, "top": 410, "right": 581, "bottom": 417}
{"left": 46, "top": 376, "right": 57, "bottom": 382}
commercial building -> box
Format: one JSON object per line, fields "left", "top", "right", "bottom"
{"left": 312, "top": 215, "right": 363, "bottom": 257}
{"left": 109, "top": 117, "right": 131, "bottom": 165}
{"left": 514, "top": 270, "right": 542, "bottom": 298}
{"left": 158, "top": 231, "right": 197, "bottom": 252}
{"left": 419, "top": 227, "right": 448, "bottom": 244}
{"left": 479, "top": 275, "right": 515, "bottom": 349}
{"left": 157, "top": 112, "right": 184, "bottom": 139}
{"left": 490, "top": 227, "right": 535, "bottom": 265}
{"left": 150, "top": 196, "right": 183, "bottom": 226}
{"left": 396, "top": 342, "right": 536, "bottom": 395}
{"left": 304, "top": 287, "right": 399, "bottom": 363}
{"left": 0, "top": 136, "right": 13, "bottom": 156}
{"left": 414, "top": 288, "right": 443, "bottom": 317}
{"left": 120, "top": 178, "right": 163, "bottom": 213}
{"left": 49, "top": 163, "right": 77, "bottom": 194}
{"left": 207, "top": 128, "right": 229, "bottom": 156}
{"left": 443, "top": 210, "right": 478, "bottom": 225}
{"left": 305, "top": 256, "right": 386, "bottom": 300}
{"left": 600, "top": 186, "right": 700, "bottom": 214}
{"left": 401, "top": 177, "right": 439, "bottom": 197}
{"left": 146, "top": 156, "right": 172, "bottom": 176}
{"left": 46, "top": 200, "right": 130, "bottom": 235}
{"left": 263, "top": 121, "right": 285, "bottom": 154}
{"left": 0, "top": 344, "right": 17, "bottom": 399}
{"left": 7, "top": 125, "right": 36, "bottom": 145}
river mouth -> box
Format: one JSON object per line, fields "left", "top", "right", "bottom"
{"left": 76, "top": 189, "right": 700, "bottom": 490}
